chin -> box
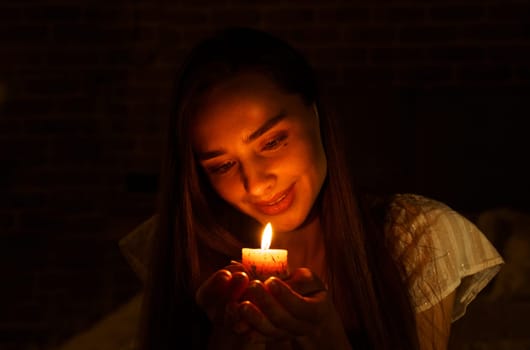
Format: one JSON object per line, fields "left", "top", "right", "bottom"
{"left": 271, "top": 222, "right": 300, "bottom": 234}
{"left": 248, "top": 203, "right": 314, "bottom": 233}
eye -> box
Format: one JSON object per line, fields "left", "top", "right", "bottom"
{"left": 208, "top": 160, "right": 236, "bottom": 175}
{"left": 262, "top": 133, "right": 288, "bottom": 151}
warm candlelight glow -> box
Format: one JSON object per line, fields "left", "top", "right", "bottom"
{"left": 241, "top": 222, "right": 289, "bottom": 281}
{"left": 261, "top": 222, "right": 272, "bottom": 249}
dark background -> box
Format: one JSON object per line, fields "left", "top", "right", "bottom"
{"left": 1, "top": 0, "right": 529, "bottom": 349}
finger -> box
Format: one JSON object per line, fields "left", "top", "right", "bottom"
{"left": 285, "top": 268, "right": 326, "bottom": 296}
{"left": 196, "top": 269, "right": 249, "bottom": 304}
{"left": 230, "top": 260, "right": 244, "bottom": 266}
{"left": 265, "top": 277, "right": 328, "bottom": 323}
{"left": 225, "top": 260, "right": 247, "bottom": 274}
{"left": 196, "top": 269, "right": 231, "bottom": 308}
{"left": 226, "top": 271, "right": 250, "bottom": 301}
{"left": 197, "top": 270, "right": 250, "bottom": 322}
{"left": 242, "top": 280, "right": 312, "bottom": 337}
{"left": 228, "top": 259, "right": 255, "bottom": 277}
{"left": 224, "top": 301, "right": 251, "bottom": 333}
{"left": 237, "top": 300, "right": 290, "bottom": 341}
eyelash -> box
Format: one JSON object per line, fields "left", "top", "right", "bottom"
{"left": 207, "top": 133, "right": 289, "bottom": 175}
{"left": 208, "top": 161, "right": 236, "bottom": 175}
{"left": 262, "top": 133, "right": 288, "bottom": 151}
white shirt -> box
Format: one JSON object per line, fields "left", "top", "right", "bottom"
{"left": 386, "top": 194, "right": 504, "bottom": 321}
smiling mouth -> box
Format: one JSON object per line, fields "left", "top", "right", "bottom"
{"left": 265, "top": 192, "right": 287, "bottom": 205}
{"left": 253, "top": 184, "right": 295, "bottom": 216}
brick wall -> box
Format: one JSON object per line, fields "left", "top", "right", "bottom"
{"left": 1, "top": 1, "right": 529, "bottom": 349}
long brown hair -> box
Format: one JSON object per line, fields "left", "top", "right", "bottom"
{"left": 138, "top": 27, "right": 419, "bottom": 349}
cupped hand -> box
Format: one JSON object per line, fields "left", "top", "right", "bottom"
{"left": 234, "top": 268, "right": 351, "bottom": 348}
{"left": 195, "top": 261, "right": 250, "bottom": 324}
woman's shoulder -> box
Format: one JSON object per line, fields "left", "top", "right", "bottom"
{"left": 383, "top": 193, "right": 455, "bottom": 239}
{"left": 384, "top": 192, "right": 498, "bottom": 262}
{"left": 384, "top": 193, "right": 499, "bottom": 251}
{"left": 384, "top": 193, "right": 504, "bottom": 318}
{"left": 387, "top": 193, "right": 451, "bottom": 219}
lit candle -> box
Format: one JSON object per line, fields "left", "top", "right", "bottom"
{"left": 242, "top": 222, "right": 289, "bottom": 281}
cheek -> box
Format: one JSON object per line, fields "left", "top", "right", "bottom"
{"left": 209, "top": 176, "right": 241, "bottom": 205}
{"left": 296, "top": 131, "right": 327, "bottom": 176}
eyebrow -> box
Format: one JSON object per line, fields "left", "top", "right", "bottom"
{"left": 197, "top": 149, "right": 225, "bottom": 161}
{"left": 244, "top": 111, "right": 287, "bottom": 144}
{"left": 197, "top": 111, "right": 287, "bottom": 161}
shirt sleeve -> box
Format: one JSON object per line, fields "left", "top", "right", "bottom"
{"left": 387, "top": 194, "right": 504, "bottom": 322}
{"left": 118, "top": 215, "right": 157, "bottom": 284}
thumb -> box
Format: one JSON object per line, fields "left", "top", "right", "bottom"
{"left": 283, "top": 268, "right": 327, "bottom": 296}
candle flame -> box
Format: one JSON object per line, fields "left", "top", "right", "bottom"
{"left": 260, "top": 222, "right": 272, "bottom": 250}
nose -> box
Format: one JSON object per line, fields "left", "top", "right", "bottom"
{"left": 240, "top": 161, "right": 276, "bottom": 197}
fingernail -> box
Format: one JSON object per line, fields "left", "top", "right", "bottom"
{"left": 267, "top": 278, "right": 281, "bottom": 295}
{"left": 248, "top": 279, "right": 263, "bottom": 290}
{"left": 232, "top": 271, "right": 247, "bottom": 283}
{"left": 240, "top": 301, "right": 253, "bottom": 316}
{"left": 219, "top": 270, "right": 231, "bottom": 281}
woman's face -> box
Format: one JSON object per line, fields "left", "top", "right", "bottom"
{"left": 191, "top": 72, "right": 327, "bottom": 233}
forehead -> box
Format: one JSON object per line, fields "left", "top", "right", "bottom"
{"left": 199, "top": 72, "right": 282, "bottom": 117}
{"left": 191, "top": 73, "right": 287, "bottom": 144}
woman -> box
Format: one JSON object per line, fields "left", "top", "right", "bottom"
{"left": 121, "top": 27, "right": 503, "bottom": 349}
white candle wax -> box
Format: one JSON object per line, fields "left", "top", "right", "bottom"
{"left": 241, "top": 223, "right": 289, "bottom": 281}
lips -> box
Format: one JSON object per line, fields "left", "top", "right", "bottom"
{"left": 253, "top": 184, "right": 295, "bottom": 216}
